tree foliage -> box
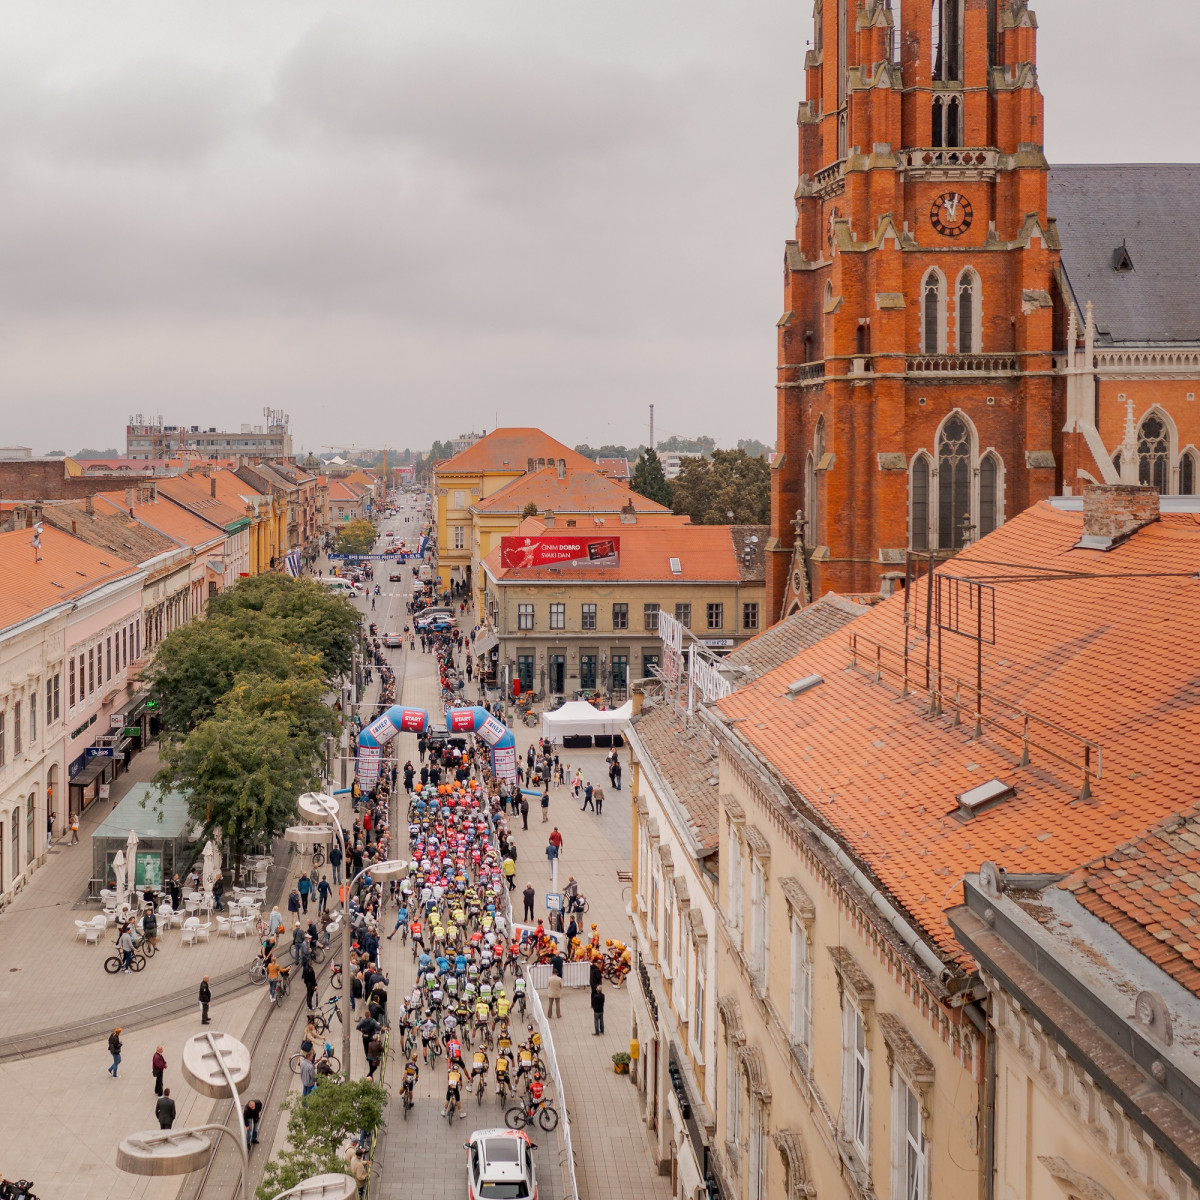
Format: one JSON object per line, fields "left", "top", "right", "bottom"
{"left": 573, "top": 443, "right": 645, "bottom": 461}
{"left": 670, "top": 449, "right": 771, "bottom": 524}
{"left": 521, "top": 501, "right": 540, "bottom": 518}
{"left": 414, "top": 439, "right": 455, "bottom": 483}
{"left": 737, "top": 438, "right": 774, "bottom": 458}
{"left": 629, "top": 449, "right": 673, "bottom": 507}
{"left": 335, "top": 519, "right": 378, "bottom": 556}
{"left": 257, "top": 1077, "right": 386, "bottom": 1200}
{"left": 657, "top": 434, "right": 716, "bottom": 455}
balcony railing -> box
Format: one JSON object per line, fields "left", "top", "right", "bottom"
{"left": 907, "top": 353, "right": 1020, "bottom": 376}
{"left": 900, "top": 147, "right": 999, "bottom": 177}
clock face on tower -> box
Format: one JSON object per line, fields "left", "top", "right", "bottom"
{"left": 930, "top": 192, "right": 974, "bottom": 238}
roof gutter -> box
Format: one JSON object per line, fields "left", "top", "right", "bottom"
{"left": 697, "top": 704, "right": 950, "bottom": 985}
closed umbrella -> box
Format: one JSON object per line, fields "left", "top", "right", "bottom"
{"left": 202, "top": 840, "right": 217, "bottom": 905}
{"left": 126, "top": 829, "right": 139, "bottom": 899}
{"left": 112, "top": 849, "right": 127, "bottom": 912}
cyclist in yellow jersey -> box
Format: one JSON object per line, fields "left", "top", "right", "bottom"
{"left": 472, "top": 1048, "right": 489, "bottom": 1081}
{"left": 495, "top": 1053, "right": 511, "bottom": 1095}
{"left": 494, "top": 994, "right": 510, "bottom": 1027}
{"left": 442, "top": 1065, "right": 463, "bottom": 1118}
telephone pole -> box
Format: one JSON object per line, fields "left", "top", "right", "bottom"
{"left": 649, "top": 404, "right": 655, "bottom": 452}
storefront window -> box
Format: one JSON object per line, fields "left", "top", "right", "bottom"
{"left": 516, "top": 655, "right": 535, "bottom": 690}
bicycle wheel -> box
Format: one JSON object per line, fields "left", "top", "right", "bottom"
{"left": 312, "top": 845, "right": 326, "bottom": 866}
{"left": 330, "top": 969, "right": 342, "bottom": 990}
{"left": 131, "top": 955, "right": 147, "bottom": 972}
{"left": 104, "top": 955, "right": 121, "bottom": 974}
{"left": 538, "top": 1104, "right": 559, "bottom": 1131}
{"left": 277, "top": 977, "right": 291, "bottom": 999}
{"left": 312, "top": 1014, "right": 329, "bottom": 1035}
{"left": 289, "top": 1053, "right": 303, "bottom": 1074}
{"left": 477, "top": 1078, "right": 485, "bottom": 1106}
{"left": 142, "top": 940, "right": 157, "bottom": 958}
{"left": 311, "top": 944, "right": 326, "bottom": 964}
{"left": 504, "top": 1106, "right": 530, "bottom": 1130}
{"left": 250, "top": 961, "right": 267, "bottom": 985}
{"left": 402, "top": 1092, "right": 413, "bottom": 1120}
{"left": 429, "top": 1041, "right": 443, "bottom": 1059}
{"left": 324, "top": 1055, "right": 341, "bottom": 1074}
{"left": 447, "top": 1104, "right": 457, "bottom": 1127}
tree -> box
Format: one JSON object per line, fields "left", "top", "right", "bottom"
{"left": 43, "top": 449, "right": 66, "bottom": 457}
{"left": 335, "top": 519, "right": 378, "bottom": 556}
{"left": 630, "top": 449, "right": 673, "bottom": 507}
{"left": 521, "top": 501, "right": 540, "bottom": 519}
{"left": 671, "top": 449, "right": 771, "bottom": 524}
{"left": 658, "top": 434, "right": 716, "bottom": 455}
{"left": 154, "top": 704, "right": 325, "bottom": 880}
{"left": 737, "top": 438, "right": 774, "bottom": 459}
{"left": 257, "top": 1077, "right": 386, "bottom": 1200}
{"left": 73, "top": 447, "right": 120, "bottom": 459}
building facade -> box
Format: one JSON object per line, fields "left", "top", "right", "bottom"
{"left": 480, "top": 517, "right": 767, "bottom": 700}
{"left": 126, "top": 414, "right": 293, "bottom": 460}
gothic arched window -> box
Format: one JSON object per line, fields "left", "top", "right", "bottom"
{"left": 1137, "top": 413, "right": 1170, "bottom": 493}
{"left": 922, "top": 272, "right": 943, "bottom": 354}
{"left": 910, "top": 455, "right": 931, "bottom": 551}
{"left": 931, "top": 0, "right": 962, "bottom": 82}
{"left": 823, "top": 281, "right": 833, "bottom": 356}
{"left": 804, "top": 453, "right": 817, "bottom": 547}
{"left": 1180, "top": 449, "right": 1197, "bottom": 496}
{"left": 956, "top": 270, "right": 977, "bottom": 353}
{"left": 937, "top": 415, "right": 972, "bottom": 549}
{"left": 979, "top": 452, "right": 1000, "bottom": 536}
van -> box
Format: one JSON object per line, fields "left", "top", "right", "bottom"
{"left": 321, "top": 578, "right": 357, "bottom": 596}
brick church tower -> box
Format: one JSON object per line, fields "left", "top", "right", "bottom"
{"left": 767, "top": 0, "right": 1063, "bottom": 617}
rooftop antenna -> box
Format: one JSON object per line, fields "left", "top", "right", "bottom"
{"left": 649, "top": 403, "right": 654, "bottom": 452}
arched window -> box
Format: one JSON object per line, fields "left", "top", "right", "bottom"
{"left": 922, "top": 272, "right": 942, "bottom": 354}
{"left": 979, "top": 452, "right": 1000, "bottom": 536}
{"left": 937, "top": 415, "right": 973, "bottom": 549}
{"left": 956, "top": 270, "right": 977, "bottom": 353}
{"left": 1137, "top": 413, "right": 1170, "bottom": 493}
{"left": 931, "top": 0, "right": 962, "bottom": 82}
{"left": 823, "top": 281, "right": 833, "bottom": 356}
{"left": 1181, "top": 449, "right": 1197, "bottom": 496}
{"left": 932, "top": 95, "right": 961, "bottom": 148}
{"left": 910, "top": 456, "right": 930, "bottom": 551}
{"left": 1112, "top": 451, "right": 1123, "bottom": 479}
{"left": 804, "top": 453, "right": 817, "bottom": 547}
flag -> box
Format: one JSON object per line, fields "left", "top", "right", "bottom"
{"left": 285, "top": 550, "right": 302, "bottom": 576}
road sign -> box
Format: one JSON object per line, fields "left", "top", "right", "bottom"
{"left": 546, "top": 893, "right": 562, "bottom": 912}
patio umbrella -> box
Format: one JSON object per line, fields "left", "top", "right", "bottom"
{"left": 125, "top": 829, "right": 139, "bottom": 898}
{"left": 202, "top": 839, "right": 217, "bottom": 903}
{"left": 112, "top": 849, "right": 127, "bottom": 911}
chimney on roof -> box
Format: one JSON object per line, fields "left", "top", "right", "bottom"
{"left": 84, "top": 495, "right": 94, "bottom": 516}
{"left": 1079, "top": 484, "right": 1160, "bottom": 550}
{"left": 557, "top": 459, "right": 565, "bottom": 480}
{"left": 620, "top": 504, "right": 637, "bottom": 525}
{"left": 125, "top": 486, "right": 136, "bottom": 509}
{"left": 149, "top": 482, "right": 157, "bottom": 503}
{"left": 543, "top": 510, "right": 555, "bottom": 529}
{"left": 210, "top": 477, "right": 217, "bottom": 499}
{"left": 71, "top": 519, "right": 77, "bottom": 535}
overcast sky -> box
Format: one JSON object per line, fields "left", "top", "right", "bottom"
{"left": 1, "top": 1, "right": 1196, "bottom": 458}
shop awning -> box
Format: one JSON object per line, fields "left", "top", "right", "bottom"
{"left": 109, "top": 693, "right": 147, "bottom": 728}
{"left": 69, "top": 758, "right": 109, "bottom": 788}
{"left": 474, "top": 631, "right": 499, "bottom": 656}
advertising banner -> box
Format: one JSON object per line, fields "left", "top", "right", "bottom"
{"left": 398, "top": 709, "right": 428, "bottom": 732}
{"left": 658, "top": 610, "right": 684, "bottom": 683}
{"left": 449, "top": 709, "right": 477, "bottom": 733}
{"left": 357, "top": 745, "right": 382, "bottom": 787}
{"left": 366, "top": 713, "right": 397, "bottom": 744}
{"left": 492, "top": 744, "right": 519, "bottom": 782}
{"left": 499, "top": 535, "right": 620, "bottom": 570}
{"left": 477, "top": 714, "right": 508, "bottom": 747}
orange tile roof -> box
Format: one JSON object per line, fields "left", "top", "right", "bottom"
{"left": 93, "top": 491, "right": 226, "bottom": 548}
{"left": 482, "top": 517, "right": 740, "bottom": 584}
{"left": 596, "top": 457, "right": 630, "bottom": 480}
{"left": 327, "top": 480, "right": 366, "bottom": 502}
{"left": 1062, "top": 805, "right": 1200, "bottom": 997}
{"left": 0, "top": 526, "right": 138, "bottom": 634}
{"left": 436, "top": 428, "right": 596, "bottom": 476}
{"left": 156, "top": 473, "right": 250, "bottom": 528}
{"left": 474, "top": 468, "right": 670, "bottom": 516}
{"left": 715, "top": 502, "right": 1200, "bottom": 966}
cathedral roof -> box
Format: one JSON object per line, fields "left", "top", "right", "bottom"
{"left": 1051, "top": 163, "right": 1200, "bottom": 345}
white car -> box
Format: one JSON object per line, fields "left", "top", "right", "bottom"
{"left": 383, "top": 632, "right": 404, "bottom": 647}
{"left": 466, "top": 1129, "right": 537, "bottom": 1200}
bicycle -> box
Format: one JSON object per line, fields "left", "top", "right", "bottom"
{"left": 104, "top": 951, "right": 146, "bottom": 974}
{"left": 249, "top": 958, "right": 269, "bottom": 985}
{"left": 310, "top": 843, "right": 326, "bottom": 867}
{"left": 290, "top": 1048, "right": 340, "bottom": 1075}
{"left": 401, "top": 1078, "right": 415, "bottom": 1120}
{"left": 312, "top": 994, "right": 343, "bottom": 1034}
{"left": 475, "top": 1071, "right": 488, "bottom": 1106}
{"left": 505, "top": 1094, "right": 559, "bottom": 1132}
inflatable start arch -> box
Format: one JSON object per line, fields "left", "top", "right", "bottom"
{"left": 355, "top": 704, "right": 518, "bottom": 786}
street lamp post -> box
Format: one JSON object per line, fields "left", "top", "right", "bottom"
{"left": 290, "top": 793, "right": 406, "bottom": 1079}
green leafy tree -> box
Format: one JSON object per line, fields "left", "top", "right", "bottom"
{"left": 671, "top": 449, "right": 771, "bottom": 524}
{"left": 206, "top": 575, "right": 357, "bottom": 680}
{"left": 414, "top": 439, "right": 455, "bottom": 483}
{"left": 335, "top": 519, "right": 378, "bottom": 556}
{"left": 737, "top": 438, "right": 774, "bottom": 459}
{"left": 155, "top": 704, "right": 325, "bottom": 880}
{"left": 630, "top": 449, "right": 673, "bottom": 507}
{"left": 658, "top": 434, "right": 716, "bottom": 455}
{"left": 73, "top": 447, "right": 121, "bottom": 459}
{"left": 521, "top": 501, "right": 540, "bottom": 519}
{"left": 257, "top": 1077, "right": 386, "bottom": 1200}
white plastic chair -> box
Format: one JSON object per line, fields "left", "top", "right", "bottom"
{"left": 75, "top": 920, "right": 91, "bottom": 942}
{"left": 195, "top": 921, "right": 212, "bottom": 943}
{"left": 158, "top": 902, "right": 181, "bottom": 930}
{"left": 231, "top": 918, "right": 250, "bottom": 940}
{"left": 215, "top": 916, "right": 232, "bottom": 938}
{"left": 181, "top": 916, "right": 200, "bottom": 946}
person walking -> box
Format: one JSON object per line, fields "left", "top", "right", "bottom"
{"left": 545, "top": 840, "right": 559, "bottom": 882}
{"left": 199, "top": 975, "right": 212, "bottom": 1025}
{"left": 581, "top": 782, "right": 594, "bottom": 812}
{"left": 298, "top": 872, "right": 312, "bottom": 915}
{"left": 299, "top": 1051, "right": 317, "bottom": 1097}
{"left": 522, "top": 884, "right": 535, "bottom": 923}
{"left": 346, "top": 1145, "right": 369, "bottom": 1198}
{"left": 46, "top": 811, "right": 55, "bottom": 849}
{"left": 594, "top": 786, "right": 604, "bottom": 816}
{"left": 69, "top": 813, "right": 80, "bottom": 845}
{"left": 244, "top": 1098, "right": 264, "bottom": 1147}
{"left": 549, "top": 826, "right": 563, "bottom": 858}
{"left": 591, "top": 986, "right": 606, "bottom": 1036}
{"left": 317, "top": 874, "right": 331, "bottom": 913}
{"left": 287, "top": 885, "right": 301, "bottom": 921}
{"left": 547, "top": 972, "right": 563, "bottom": 1019}
{"left": 107, "top": 1027, "right": 123, "bottom": 1077}
{"left": 540, "top": 789, "right": 550, "bottom": 823}
{"left": 328, "top": 842, "right": 343, "bottom": 885}
{"left": 152, "top": 1046, "right": 167, "bottom": 1096}
{"left": 155, "top": 1088, "right": 176, "bottom": 1129}
{"left": 303, "top": 959, "right": 318, "bottom": 1010}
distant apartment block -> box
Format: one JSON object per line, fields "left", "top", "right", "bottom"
{"left": 126, "top": 411, "right": 293, "bottom": 460}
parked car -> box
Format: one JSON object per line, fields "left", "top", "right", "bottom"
{"left": 389, "top": 571, "right": 403, "bottom": 581}
{"left": 383, "top": 632, "right": 404, "bottom": 647}
{"left": 465, "top": 1128, "right": 537, "bottom": 1200}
